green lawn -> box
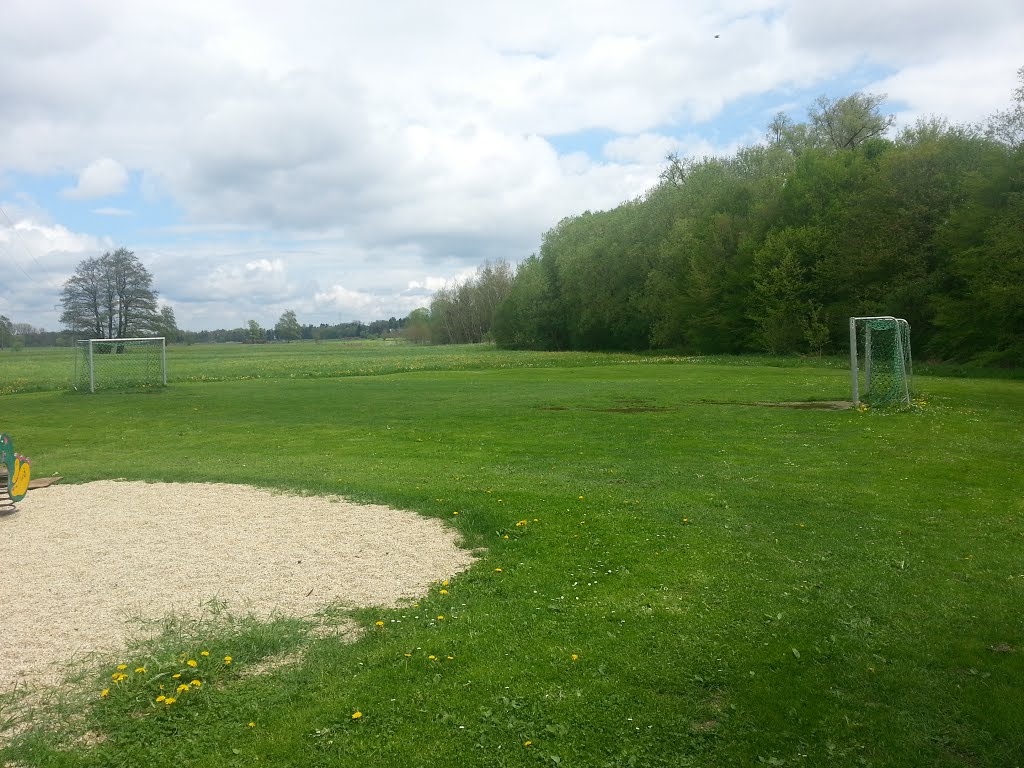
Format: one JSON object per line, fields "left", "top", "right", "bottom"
{"left": 2, "top": 343, "right": 1022, "bottom": 767}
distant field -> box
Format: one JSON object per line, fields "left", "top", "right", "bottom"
{"left": 1, "top": 343, "right": 1022, "bottom": 767}
{"left": 0, "top": 340, "right": 858, "bottom": 396}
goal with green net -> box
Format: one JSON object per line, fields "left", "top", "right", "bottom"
{"left": 849, "top": 317, "right": 912, "bottom": 406}
{"left": 74, "top": 337, "right": 167, "bottom": 393}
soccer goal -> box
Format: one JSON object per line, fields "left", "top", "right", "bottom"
{"left": 849, "top": 317, "right": 912, "bottom": 406}
{"left": 74, "top": 337, "right": 167, "bottom": 393}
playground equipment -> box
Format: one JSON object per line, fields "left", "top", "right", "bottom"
{"left": 0, "top": 433, "right": 30, "bottom": 513}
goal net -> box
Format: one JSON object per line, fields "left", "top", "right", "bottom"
{"left": 849, "top": 317, "right": 912, "bottom": 406}
{"left": 74, "top": 337, "right": 167, "bottom": 393}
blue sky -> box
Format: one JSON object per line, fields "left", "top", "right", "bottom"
{"left": 1, "top": 0, "right": 1021, "bottom": 331}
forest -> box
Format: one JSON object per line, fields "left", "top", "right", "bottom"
{"left": 424, "top": 69, "right": 1024, "bottom": 366}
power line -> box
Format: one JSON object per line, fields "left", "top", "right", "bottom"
{"left": 0, "top": 204, "right": 47, "bottom": 276}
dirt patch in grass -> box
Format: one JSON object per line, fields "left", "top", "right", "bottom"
{"left": 753, "top": 400, "right": 853, "bottom": 410}
{"left": 0, "top": 481, "right": 476, "bottom": 694}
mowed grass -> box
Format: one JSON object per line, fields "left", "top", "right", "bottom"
{"left": 1, "top": 344, "right": 1022, "bottom": 767}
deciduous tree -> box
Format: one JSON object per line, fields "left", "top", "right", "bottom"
{"left": 59, "top": 248, "right": 160, "bottom": 338}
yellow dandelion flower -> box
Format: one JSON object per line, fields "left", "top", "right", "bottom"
{"left": 524, "top": 740, "right": 533, "bottom": 747}
{"left": 439, "top": 589, "right": 448, "bottom": 595}
{"left": 578, "top": 495, "right": 584, "bottom": 500}
{"left": 516, "top": 520, "right": 528, "bottom": 527}
{"left": 452, "top": 511, "right": 459, "bottom": 516}
{"left": 164, "top": 697, "right": 176, "bottom": 705}
{"left": 172, "top": 673, "right": 182, "bottom": 679}
{"left": 176, "top": 684, "right": 190, "bottom": 694}
{"left": 116, "top": 664, "right": 128, "bottom": 671}
{"left": 187, "top": 659, "right": 198, "bottom": 668}
{"left": 442, "top": 580, "right": 449, "bottom": 587}
{"left": 248, "top": 722, "right": 256, "bottom": 728}
{"left": 428, "top": 655, "right": 438, "bottom": 661}
{"left": 200, "top": 651, "right": 210, "bottom": 657}
{"left": 135, "top": 667, "right": 146, "bottom": 674}
{"left": 404, "top": 653, "right": 412, "bottom": 657}
{"left": 571, "top": 654, "right": 579, "bottom": 662}
{"left": 494, "top": 568, "right": 503, "bottom": 572}
{"left": 503, "top": 535, "right": 509, "bottom": 539}
{"left": 375, "top": 620, "right": 385, "bottom": 627}
{"left": 100, "top": 689, "right": 110, "bottom": 698}
{"left": 190, "top": 680, "right": 202, "bottom": 687}
{"left": 155, "top": 695, "right": 166, "bottom": 702}
{"left": 224, "top": 656, "right": 233, "bottom": 665}
{"left": 352, "top": 711, "right": 363, "bottom": 720}
{"left": 447, "top": 655, "right": 454, "bottom": 660}
{"left": 437, "top": 615, "right": 445, "bottom": 620}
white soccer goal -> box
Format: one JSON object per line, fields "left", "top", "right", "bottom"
{"left": 849, "top": 317, "right": 912, "bottom": 406}
{"left": 74, "top": 337, "right": 167, "bottom": 393}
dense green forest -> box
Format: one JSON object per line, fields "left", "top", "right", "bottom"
{"left": 423, "top": 70, "right": 1024, "bottom": 366}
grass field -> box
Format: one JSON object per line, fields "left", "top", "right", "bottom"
{"left": 1, "top": 342, "right": 1022, "bottom": 767}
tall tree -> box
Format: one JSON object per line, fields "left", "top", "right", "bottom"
{"left": 60, "top": 248, "right": 159, "bottom": 338}
{"left": 275, "top": 309, "right": 301, "bottom": 342}
{"left": 808, "top": 92, "right": 895, "bottom": 150}
{"left": 0, "top": 315, "right": 12, "bottom": 349}
{"left": 246, "top": 319, "right": 264, "bottom": 342}
{"left": 154, "top": 306, "right": 179, "bottom": 343}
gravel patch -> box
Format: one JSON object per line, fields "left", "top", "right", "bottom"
{"left": 1, "top": 481, "right": 476, "bottom": 693}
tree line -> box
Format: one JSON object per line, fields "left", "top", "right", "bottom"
{"left": 418, "top": 69, "right": 1024, "bottom": 366}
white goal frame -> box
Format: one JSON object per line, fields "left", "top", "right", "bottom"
{"left": 849, "top": 317, "right": 912, "bottom": 406}
{"left": 75, "top": 337, "right": 167, "bottom": 393}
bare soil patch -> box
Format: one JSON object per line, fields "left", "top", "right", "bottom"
{"left": 0, "top": 481, "right": 476, "bottom": 693}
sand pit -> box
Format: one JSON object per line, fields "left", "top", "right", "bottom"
{"left": 0, "top": 481, "right": 477, "bottom": 693}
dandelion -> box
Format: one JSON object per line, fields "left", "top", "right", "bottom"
{"left": 682, "top": 517, "right": 690, "bottom": 524}
{"left": 155, "top": 695, "right": 166, "bottom": 702}
{"left": 375, "top": 621, "right": 385, "bottom": 627}
{"left": 428, "top": 655, "right": 438, "bottom": 661}
{"left": 100, "top": 689, "right": 110, "bottom": 698}
{"left": 164, "top": 697, "right": 176, "bottom": 706}
{"left": 524, "top": 741, "right": 533, "bottom": 747}
{"left": 190, "top": 680, "right": 202, "bottom": 687}
{"left": 494, "top": 568, "right": 503, "bottom": 572}
{"left": 503, "top": 535, "right": 509, "bottom": 539}
{"left": 439, "top": 589, "right": 448, "bottom": 595}
{"left": 352, "top": 711, "right": 363, "bottom": 720}
{"left": 176, "top": 684, "right": 190, "bottom": 694}
{"left": 578, "top": 496, "right": 584, "bottom": 500}
{"left": 248, "top": 722, "right": 256, "bottom": 728}
{"left": 224, "top": 656, "right": 233, "bottom": 665}
{"left": 187, "top": 659, "right": 198, "bottom": 668}
{"left": 516, "top": 520, "right": 528, "bottom": 527}
{"left": 116, "top": 664, "right": 127, "bottom": 671}
{"left": 447, "top": 655, "right": 454, "bottom": 660}
{"left": 571, "top": 654, "right": 579, "bottom": 662}
{"left": 404, "top": 653, "right": 412, "bottom": 657}
{"left": 200, "top": 651, "right": 210, "bottom": 657}
{"left": 437, "top": 615, "right": 445, "bottom": 620}
{"left": 134, "top": 667, "right": 146, "bottom": 674}
{"left": 172, "top": 673, "right": 182, "bottom": 679}
{"left": 452, "top": 511, "right": 459, "bottom": 516}
{"left": 442, "top": 580, "right": 449, "bottom": 587}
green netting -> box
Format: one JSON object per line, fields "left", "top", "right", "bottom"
{"left": 74, "top": 338, "right": 166, "bottom": 392}
{"left": 853, "top": 318, "right": 912, "bottom": 406}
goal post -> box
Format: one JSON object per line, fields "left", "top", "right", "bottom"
{"left": 74, "top": 337, "right": 167, "bottom": 393}
{"left": 849, "top": 317, "right": 912, "bottom": 406}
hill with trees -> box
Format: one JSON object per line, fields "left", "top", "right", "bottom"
{"left": 417, "top": 70, "right": 1024, "bottom": 367}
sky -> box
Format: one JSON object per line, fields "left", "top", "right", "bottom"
{"left": 1, "top": 0, "right": 1021, "bottom": 332}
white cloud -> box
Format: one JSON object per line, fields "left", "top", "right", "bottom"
{"left": 1, "top": 0, "right": 1022, "bottom": 329}
{"left": 62, "top": 158, "right": 129, "bottom": 200}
